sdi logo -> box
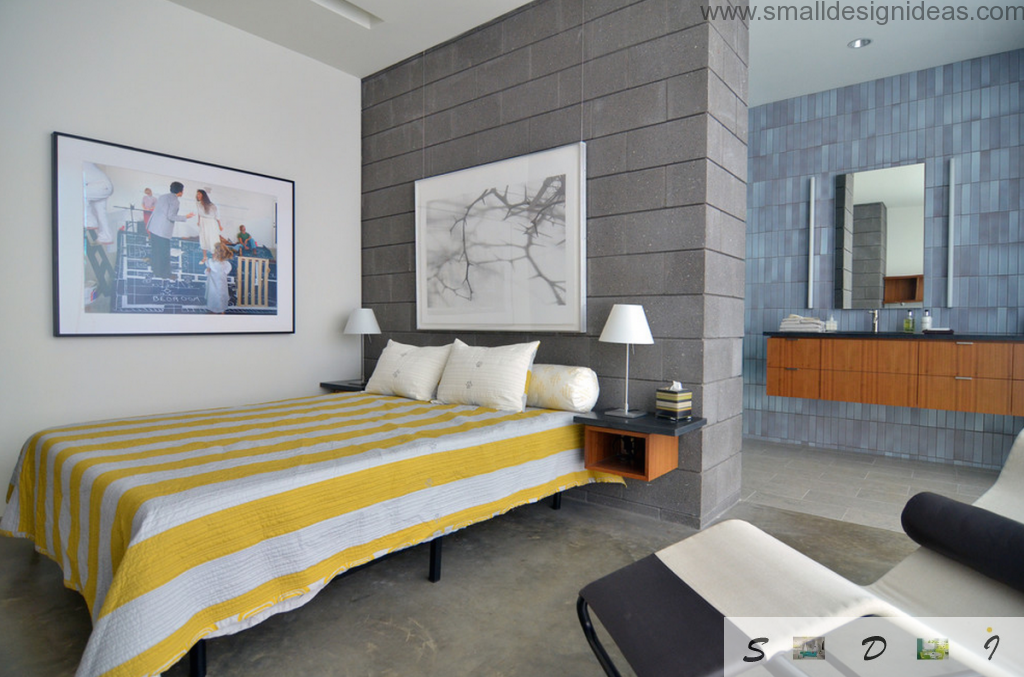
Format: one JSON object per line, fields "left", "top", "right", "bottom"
{"left": 724, "top": 616, "right": 1019, "bottom": 677}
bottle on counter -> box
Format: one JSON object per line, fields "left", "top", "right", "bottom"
{"left": 826, "top": 315, "right": 838, "bottom": 332}
{"left": 904, "top": 310, "right": 915, "bottom": 333}
{"left": 922, "top": 309, "right": 933, "bottom": 331}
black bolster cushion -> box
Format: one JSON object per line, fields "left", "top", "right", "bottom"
{"left": 901, "top": 491, "right": 1024, "bottom": 593}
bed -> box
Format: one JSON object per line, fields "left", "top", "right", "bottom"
{"left": 1, "top": 385, "right": 621, "bottom": 677}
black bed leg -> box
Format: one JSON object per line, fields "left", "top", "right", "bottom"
{"left": 429, "top": 536, "right": 442, "bottom": 582}
{"left": 550, "top": 491, "right": 562, "bottom": 510}
{"left": 189, "top": 639, "right": 207, "bottom": 677}
{"left": 577, "top": 596, "right": 623, "bottom": 677}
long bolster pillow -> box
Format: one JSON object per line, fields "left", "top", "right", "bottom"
{"left": 901, "top": 491, "right": 1024, "bottom": 593}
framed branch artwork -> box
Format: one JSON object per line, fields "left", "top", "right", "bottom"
{"left": 52, "top": 132, "right": 294, "bottom": 336}
{"left": 415, "top": 142, "right": 586, "bottom": 332}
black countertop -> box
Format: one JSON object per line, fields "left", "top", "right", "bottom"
{"left": 764, "top": 331, "right": 1024, "bottom": 342}
{"left": 573, "top": 412, "right": 707, "bottom": 437}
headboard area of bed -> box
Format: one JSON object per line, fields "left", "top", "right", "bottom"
{"left": 362, "top": 338, "right": 600, "bottom": 415}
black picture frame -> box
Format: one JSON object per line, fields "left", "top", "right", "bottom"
{"left": 52, "top": 132, "right": 295, "bottom": 336}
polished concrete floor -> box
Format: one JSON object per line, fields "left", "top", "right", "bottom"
{"left": 0, "top": 438, "right": 970, "bottom": 677}
{"left": 741, "top": 437, "right": 998, "bottom": 532}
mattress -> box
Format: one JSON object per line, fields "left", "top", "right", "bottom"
{"left": 1, "top": 391, "right": 621, "bottom": 677}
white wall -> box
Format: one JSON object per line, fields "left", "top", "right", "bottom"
{"left": 886, "top": 204, "right": 925, "bottom": 276}
{"left": 0, "top": 0, "right": 363, "bottom": 515}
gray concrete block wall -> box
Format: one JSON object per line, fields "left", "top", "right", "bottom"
{"left": 361, "top": 0, "right": 748, "bottom": 528}
{"left": 833, "top": 173, "right": 855, "bottom": 307}
{"left": 745, "top": 49, "right": 1023, "bottom": 470}
{"left": 851, "top": 202, "right": 887, "bottom": 308}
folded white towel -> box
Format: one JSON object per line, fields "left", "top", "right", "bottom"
{"left": 779, "top": 314, "right": 825, "bottom": 332}
{"left": 778, "top": 323, "right": 824, "bottom": 333}
{"left": 781, "top": 314, "right": 824, "bottom": 324}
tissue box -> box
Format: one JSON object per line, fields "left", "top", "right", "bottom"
{"left": 655, "top": 386, "right": 692, "bottom": 421}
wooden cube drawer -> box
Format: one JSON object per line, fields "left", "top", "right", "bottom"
{"left": 583, "top": 426, "right": 678, "bottom": 481}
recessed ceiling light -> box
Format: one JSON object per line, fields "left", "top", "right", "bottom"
{"left": 847, "top": 38, "right": 872, "bottom": 49}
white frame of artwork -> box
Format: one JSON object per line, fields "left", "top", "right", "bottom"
{"left": 414, "top": 142, "right": 586, "bottom": 332}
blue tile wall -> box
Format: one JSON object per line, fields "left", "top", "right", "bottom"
{"left": 745, "top": 49, "right": 1023, "bottom": 470}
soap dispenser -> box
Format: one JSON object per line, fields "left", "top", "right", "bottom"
{"left": 904, "top": 310, "right": 915, "bottom": 333}
{"left": 921, "top": 309, "right": 933, "bottom": 331}
{"left": 826, "top": 315, "right": 837, "bottom": 332}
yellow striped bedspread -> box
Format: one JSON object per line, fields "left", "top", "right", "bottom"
{"left": 0, "top": 391, "right": 622, "bottom": 677}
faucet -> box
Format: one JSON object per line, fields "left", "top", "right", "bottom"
{"left": 868, "top": 310, "right": 879, "bottom": 333}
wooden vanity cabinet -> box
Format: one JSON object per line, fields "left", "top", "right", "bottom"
{"left": 1014, "top": 345, "right": 1024, "bottom": 416}
{"left": 766, "top": 337, "right": 820, "bottom": 399}
{"left": 819, "top": 339, "right": 866, "bottom": 403}
{"left": 867, "top": 340, "right": 919, "bottom": 407}
{"left": 917, "top": 341, "right": 1012, "bottom": 415}
{"left": 767, "top": 335, "right": 1020, "bottom": 416}
{"left": 820, "top": 339, "right": 918, "bottom": 407}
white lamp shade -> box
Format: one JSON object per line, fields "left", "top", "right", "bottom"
{"left": 598, "top": 304, "right": 653, "bottom": 345}
{"left": 344, "top": 308, "right": 381, "bottom": 335}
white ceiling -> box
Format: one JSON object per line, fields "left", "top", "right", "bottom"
{"left": 166, "top": 0, "right": 536, "bottom": 79}
{"left": 168, "top": 0, "right": 1024, "bottom": 107}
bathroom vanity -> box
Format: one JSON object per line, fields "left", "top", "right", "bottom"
{"left": 765, "top": 332, "right": 1024, "bottom": 416}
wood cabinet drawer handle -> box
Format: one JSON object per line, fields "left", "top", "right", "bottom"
{"left": 956, "top": 341, "right": 974, "bottom": 345}
{"left": 955, "top": 376, "right": 973, "bottom": 380}
{"left": 785, "top": 367, "right": 798, "bottom": 371}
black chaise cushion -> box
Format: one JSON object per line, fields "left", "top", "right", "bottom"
{"left": 901, "top": 491, "right": 1024, "bottom": 593}
{"left": 579, "top": 554, "right": 725, "bottom": 677}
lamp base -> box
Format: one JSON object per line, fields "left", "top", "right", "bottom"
{"left": 604, "top": 408, "right": 647, "bottom": 419}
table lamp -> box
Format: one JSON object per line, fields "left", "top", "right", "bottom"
{"left": 598, "top": 304, "right": 653, "bottom": 418}
{"left": 344, "top": 308, "right": 381, "bottom": 382}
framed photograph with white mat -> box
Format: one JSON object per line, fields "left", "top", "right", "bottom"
{"left": 52, "top": 132, "right": 294, "bottom": 336}
{"left": 415, "top": 142, "right": 586, "bottom": 332}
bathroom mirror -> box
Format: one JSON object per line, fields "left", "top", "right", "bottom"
{"left": 833, "top": 163, "right": 925, "bottom": 309}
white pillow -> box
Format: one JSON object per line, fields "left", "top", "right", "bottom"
{"left": 526, "top": 364, "right": 600, "bottom": 413}
{"left": 364, "top": 340, "right": 452, "bottom": 402}
{"left": 435, "top": 339, "right": 540, "bottom": 412}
